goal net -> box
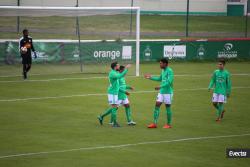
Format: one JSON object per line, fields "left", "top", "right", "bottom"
{"left": 0, "top": 6, "right": 140, "bottom": 77}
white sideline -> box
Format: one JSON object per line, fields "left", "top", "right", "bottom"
{"left": 0, "top": 86, "right": 249, "bottom": 102}
{"left": 0, "top": 133, "right": 249, "bottom": 159}
{"left": 0, "top": 73, "right": 249, "bottom": 83}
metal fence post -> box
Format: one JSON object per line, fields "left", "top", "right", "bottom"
{"left": 17, "top": 0, "right": 20, "bottom": 33}
{"left": 186, "top": 0, "right": 190, "bottom": 37}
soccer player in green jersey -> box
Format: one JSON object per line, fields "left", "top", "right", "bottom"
{"left": 208, "top": 59, "right": 231, "bottom": 122}
{"left": 98, "top": 62, "right": 131, "bottom": 127}
{"left": 144, "top": 58, "right": 174, "bottom": 129}
{"left": 111, "top": 65, "right": 136, "bottom": 126}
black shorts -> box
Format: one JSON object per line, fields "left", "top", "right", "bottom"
{"left": 21, "top": 54, "right": 32, "bottom": 64}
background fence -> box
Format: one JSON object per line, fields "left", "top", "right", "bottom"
{"left": 0, "top": 0, "right": 250, "bottom": 39}
{"left": 1, "top": 39, "right": 250, "bottom": 65}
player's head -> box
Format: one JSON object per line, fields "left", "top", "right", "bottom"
{"left": 111, "top": 62, "right": 120, "bottom": 71}
{"left": 119, "top": 65, "right": 125, "bottom": 73}
{"left": 217, "top": 58, "right": 226, "bottom": 70}
{"left": 159, "top": 58, "right": 168, "bottom": 69}
{"left": 23, "top": 29, "right": 29, "bottom": 37}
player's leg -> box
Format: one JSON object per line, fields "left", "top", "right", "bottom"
{"left": 213, "top": 102, "right": 219, "bottom": 110}
{"left": 22, "top": 64, "right": 27, "bottom": 79}
{"left": 212, "top": 93, "right": 220, "bottom": 121}
{"left": 213, "top": 101, "right": 226, "bottom": 117}
{"left": 124, "top": 102, "right": 136, "bottom": 126}
{"left": 216, "top": 94, "right": 226, "bottom": 121}
{"left": 163, "top": 104, "right": 172, "bottom": 128}
{"left": 108, "top": 99, "right": 123, "bottom": 125}
{"left": 98, "top": 94, "right": 117, "bottom": 125}
{"left": 216, "top": 102, "right": 224, "bottom": 121}
{"left": 163, "top": 94, "right": 172, "bottom": 128}
{"left": 25, "top": 56, "right": 32, "bottom": 78}
{"left": 26, "top": 64, "right": 31, "bottom": 72}
{"left": 111, "top": 104, "right": 120, "bottom": 127}
{"left": 98, "top": 107, "right": 113, "bottom": 124}
{"left": 21, "top": 56, "right": 27, "bottom": 79}
{"left": 148, "top": 93, "right": 162, "bottom": 128}
{"left": 220, "top": 95, "right": 226, "bottom": 119}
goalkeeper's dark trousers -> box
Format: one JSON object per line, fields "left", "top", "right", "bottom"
{"left": 23, "top": 64, "right": 31, "bottom": 73}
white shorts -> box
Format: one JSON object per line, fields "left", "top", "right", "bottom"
{"left": 156, "top": 93, "right": 173, "bottom": 104}
{"left": 118, "top": 98, "right": 129, "bottom": 106}
{"left": 108, "top": 94, "right": 119, "bottom": 105}
{"left": 212, "top": 93, "right": 227, "bottom": 103}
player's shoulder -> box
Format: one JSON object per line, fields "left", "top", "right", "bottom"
{"left": 167, "top": 67, "right": 174, "bottom": 72}
{"left": 28, "top": 36, "right": 33, "bottom": 40}
{"left": 109, "top": 69, "right": 117, "bottom": 76}
{"left": 19, "top": 37, "right": 24, "bottom": 41}
{"left": 214, "top": 69, "right": 220, "bottom": 73}
{"left": 224, "top": 69, "right": 230, "bottom": 75}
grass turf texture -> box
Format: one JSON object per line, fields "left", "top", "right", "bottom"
{"left": 0, "top": 15, "right": 250, "bottom": 39}
{"left": 0, "top": 62, "right": 250, "bottom": 167}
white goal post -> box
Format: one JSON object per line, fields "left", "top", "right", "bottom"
{"left": 0, "top": 6, "right": 141, "bottom": 76}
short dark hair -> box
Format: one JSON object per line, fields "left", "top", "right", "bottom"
{"left": 111, "top": 62, "right": 118, "bottom": 69}
{"left": 218, "top": 58, "right": 226, "bottom": 65}
{"left": 119, "top": 65, "right": 125, "bottom": 71}
{"left": 160, "top": 58, "right": 168, "bottom": 64}
{"left": 23, "top": 29, "right": 28, "bottom": 34}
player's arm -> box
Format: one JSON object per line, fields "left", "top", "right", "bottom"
{"left": 126, "top": 85, "right": 134, "bottom": 90}
{"left": 119, "top": 88, "right": 126, "bottom": 94}
{"left": 150, "top": 75, "right": 162, "bottom": 81}
{"left": 30, "top": 38, "right": 35, "bottom": 52}
{"left": 19, "top": 39, "right": 24, "bottom": 55}
{"left": 111, "top": 64, "right": 130, "bottom": 79}
{"left": 19, "top": 39, "right": 24, "bottom": 49}
{"left": 208, "top": 71, "right": 216, "bottom": 91}
{"left": 144, "top": 74, "right": 162, "bottom": 81}
{"left": 226, "top": 72, "right": 232, "bottom": 97}
{"left": 119, "top": 88, "right": 130, "bottom": 95}
{"left": 111, "top": 69, "right": 128, "bottom": 79}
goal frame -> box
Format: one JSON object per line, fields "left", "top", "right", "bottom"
{"left": 0, "top": 6, "right": 141, "bottom": 76}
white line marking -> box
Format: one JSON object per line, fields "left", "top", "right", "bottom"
{"left": 0, "top": 76, "right": 108, "bottom": 83}
{"left": 0, "top": 73, "right": 249, "bottom": 83}
{"left": 0, "top": 72, "right": 83, "bottom": 78}
{"left": 0, "top": 133, "right": 249, "bottom": 159}
{"left": 0, "top": 86, "right": 249, "bottom": 102}
{"left": 0, "top": 76, "right": 137, "bottom": 83}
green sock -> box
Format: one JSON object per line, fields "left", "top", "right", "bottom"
{"left": 101, "top": 108, "right": 112, "bottom": 118}
{"left": 216, "top": 103, "right": 224, "bottom": 118}
{"left": 111, "top": 107, "right": 118, "bottom": 124}
{"left": 166, "top": 107, "right": 172, "bottom": 125}
{"left": 109, "top": 116, "right": 113, "bottom": 123}
{"left": 153, "top": 106, "right": 160, "bottom": 124}
{"left": 125, "top": 107, "right": 132, "bottom": 122}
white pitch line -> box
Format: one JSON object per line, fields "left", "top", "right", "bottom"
{"left": 0, "top": 86, "right": 249, "bottom": 102}
{"left": 0, "top": 133, "right": 249, "bottom": 159}
{"left": 0, "top": 93, "right": 107, "bottom": 102}
{"left": 0, "top": 76, "right": 108, "bottom": 83}
{"left": 0, "top": 76, "right": 138, "bottom": 83}
{"left": 0, "top": 73, "right": 249, "bottom": 83}
{"left": 0, "top": 72, "right": 82, "bottom": 78}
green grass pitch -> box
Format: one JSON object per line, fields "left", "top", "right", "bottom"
{"left": 0, "top": 62, "right": 250, "bottom": 167}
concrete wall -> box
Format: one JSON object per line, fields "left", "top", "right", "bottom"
{"left": 0, "top": 0, "right": 227, "bottom": 15}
